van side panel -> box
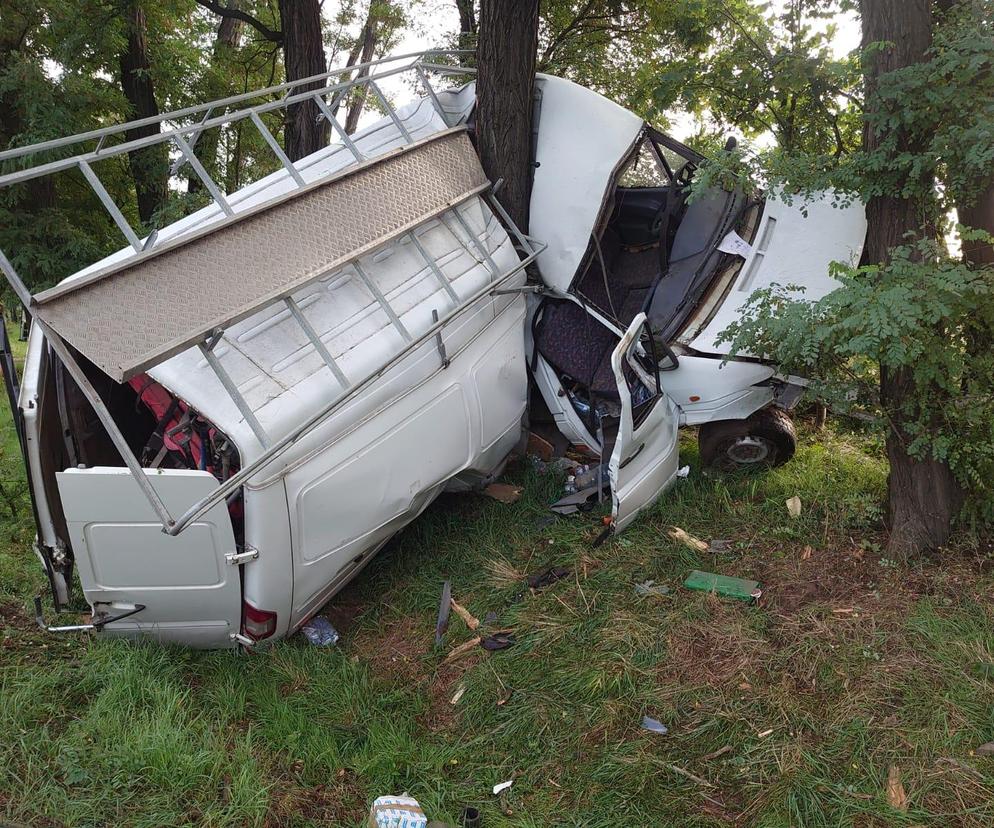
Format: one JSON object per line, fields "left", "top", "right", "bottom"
{"left": 281, "top": 292, "right": 526, "bottom": 629}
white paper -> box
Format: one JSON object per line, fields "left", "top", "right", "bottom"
{"left": 492, "top": 780, "right": 514, "bottom": 795}
{"left": 717, "top": 230, "right": 753, "bottom": 258}
{"left": 676, "top": 465, "right": 690, "bottom": 478}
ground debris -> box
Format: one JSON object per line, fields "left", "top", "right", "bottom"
{"left": 526, "top": 431, "right": 555, "bottom": 461}
{"left": 786, "top": 496, "right": 802, "bottom": 518}
{"left": 300, "top": 616, "right": 340, "bottom": 646}
{"left": 435, "top": 580, "right": 452, "bottom": 645}
{"left": 480, "top": 631, "right": 516, "bottom": 651}
{"left": 450, "top": 598, "right": 480, "bottom": 631}
{"left": 886, "top": 765, "right": 908, "bottom": 811}
{"left": 684, "top": 570, "right": 762, "bottom": 602}
{"left": 974, "top": 742, "right": 994, "bottom": 757}
{"left": 527, "top": 565, "right": 571, "bottom": 590}
{"left": 634, "top": 580, "right": 670, "bottom": 598}
{"left": 443, "top": 636, "right": 482, "bottom": 664}
{"left": 669, "top": 526, "right": 709, "bottom": 552}
{"left": 640, "top": 715, "right": 669, "bottom": 735}
{"left": 700, "top": 745, "right": 732, "bottom": 761}
{"left": 492, "top": 779, "right": 513, "bottom": 795}
{"left": 484, "top": 483, "right": 523, "bottom": 504}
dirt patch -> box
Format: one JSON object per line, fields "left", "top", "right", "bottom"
{"left": 349, "top": 614, "right": 429, "bottom": 686}
{"left": 263, "top": 766, "right": 366, "bottom": 827}
{"left": 663, "top": 598, "right": 769, "bottom": 688}
{"left": 322, "top": 592, "right": 371, "bottom": 637}
{"left": 420, "top": 648, "right": 482, "bottom": 732}
{"left": 0, "top": 599, "right": 39, "bottom": 634}
{"left": 755, "top": 542, "right": 878, "bottom": 616}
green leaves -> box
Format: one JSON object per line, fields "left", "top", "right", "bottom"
{"left": 719, "top": 237, "right": 994, "bottom": 520}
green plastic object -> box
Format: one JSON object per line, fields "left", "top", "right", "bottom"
{"left": 684, "top": 570, "right": 762, "bottom": 602}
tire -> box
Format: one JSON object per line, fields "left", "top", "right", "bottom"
{"left": 698, "top": 407, "right": 797, "bottom": 471}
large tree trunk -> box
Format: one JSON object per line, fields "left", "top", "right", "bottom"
{"left": 278, "top": 0, "right": 328, "bottom": 161}
{"left": 476, "top": 0, "right": 540, "bottom": 231}
{"left": 861, "top": 0, "right": 961, "bottom": 556}
{"left": 959, "top": 181, "right": 994, "bottom": 267}
{"left": 119, "top": 2, "right": 168, "bottom": 226}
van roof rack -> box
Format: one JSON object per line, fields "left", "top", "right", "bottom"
{"left": 0, "top": 50, "right": 544, "bottom": 537}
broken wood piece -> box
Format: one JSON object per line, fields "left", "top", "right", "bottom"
{"left": 665, "top": 763, "right": 714, "bottom": 788}
{"left": 443, "top": 636, "right": 482, "bottom": 664}
{"left": 700, "top": 745, "right": 732, "bottom": 761}
{"left": 484, "top": 483, "right": 523, "bottom": 504}
{"left": 526, "top": 431, "right": 555, "bottom": 461}
{"left": 668, "top": 526, "right": 708, "bottom": 552}
{"left": 450, "top": 598, "right": 480, "bottom": 631}
{"left": 886, "top": 765, "right": 908, "bottom": 811}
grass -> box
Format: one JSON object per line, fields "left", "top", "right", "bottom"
{"left": 2, "top": 336, "right": 994, "bottom": 825}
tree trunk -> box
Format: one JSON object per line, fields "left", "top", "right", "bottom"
{"left": 959, "top": 181, "right": 994, "bottom": 267}
{"left": 455, "top": 0, "right": 477, "bottom": 54}
{"left": 119, "top": 2, "right": 168, "bottom": 226}
{"left": 278, "top": 0, "right": 328, "bottom": 161}
{"left": 189, "top": 0, "right": 244, "bottom": 194}
{"left": 344, "top": 11, "right": 378, "bottom": 134}
{"left": 861, "top": 0, "right": 961, "bottom": 556}
{"left": 476, "top": 0, "right": 539, "bottom": 231}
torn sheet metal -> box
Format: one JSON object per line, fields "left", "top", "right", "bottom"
{"left": 32, "top": 128, "right": 487, "bottom": 382}
{"left": 528, "top": 74, "right": 643, "bottom": 294}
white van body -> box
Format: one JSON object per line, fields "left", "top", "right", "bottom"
{"left": 7, "top": 63, "right": 865, "bottom": 649}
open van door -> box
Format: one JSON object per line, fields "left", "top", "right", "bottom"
{"left": 55, "top": 468, "right": 242, "bottom": 648}
{"left": 606, "top": 314, "right": 681, "bottom": 532}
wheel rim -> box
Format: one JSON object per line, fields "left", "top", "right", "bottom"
{"left": 724, "top": 435, "right": 774, "bottom": 465}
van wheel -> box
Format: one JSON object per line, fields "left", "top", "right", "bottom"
{"left": 698, "top": 408, "right": 796, "bottom": 471}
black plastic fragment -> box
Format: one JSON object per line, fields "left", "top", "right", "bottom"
{"left": 480, "top": 632, "right": 516, "bottom": 651}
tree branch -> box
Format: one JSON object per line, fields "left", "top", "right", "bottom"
{"left": 195, "top": 0, "right": 282, "bottom": 43}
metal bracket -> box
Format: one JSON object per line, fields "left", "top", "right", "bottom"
{"left": 225, "top": 547, "right": 259, "bottom": 565}
{"left": 492, "top": 284, "right": 548, "bottom": 296}
{"left": 34, "top": 595, "right": 145, "bottom": 633}
{"left": 431, "top": 308, "right": 449, "bottom": 368}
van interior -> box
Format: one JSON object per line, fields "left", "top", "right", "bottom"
{"left": 32, "top": 345, "right": 243, "bottom": 604}
{"left": 533, "top": 132, "right": 755, "bottom": 436}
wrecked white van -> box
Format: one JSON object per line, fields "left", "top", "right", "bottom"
{"left": 0, "top": 53, "right": 864, "bottom": 648}
{"left": 525, "top": 75, "right": 865, "bottom": 530}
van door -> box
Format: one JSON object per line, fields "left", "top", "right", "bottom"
{"left": 56, "top": 467, "right": 242, "bottom": 648}
{"left": 606, "top": 314, "right": 681, "bottom": 532}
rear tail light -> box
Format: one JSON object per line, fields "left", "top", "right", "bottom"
{"left": 242, "top": 602, "right": 277, "bottom": 641}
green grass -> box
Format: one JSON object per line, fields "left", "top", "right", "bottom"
{"left": 2, "top": 346, "right": 994, "bottom": 826}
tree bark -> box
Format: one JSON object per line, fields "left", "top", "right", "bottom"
{"left": 476, "top": 0, "right": 540, "bottom": 231}
{"left": 344, "top": 11, "right": 378, "bottom": 134}
{"left": 861, "top": 0, "right": 961, "bottom": 556}
{"left": 119, "top": 2, "right": 168, "bottom": 226}
{"left": 455, "top": 0, "right": 477, "bottom": 54}
{"left": 189, "top": 0, "right": 244, "bottom": 194}
{"left": 278, "top": 0, "right": 328, "bottom": 161}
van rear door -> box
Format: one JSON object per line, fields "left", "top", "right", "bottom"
{"left": 56, "top": 467, "right": 241, "bottom": 648}
{"left": 606, "top": 314, "right": 681, "bottom": 532}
